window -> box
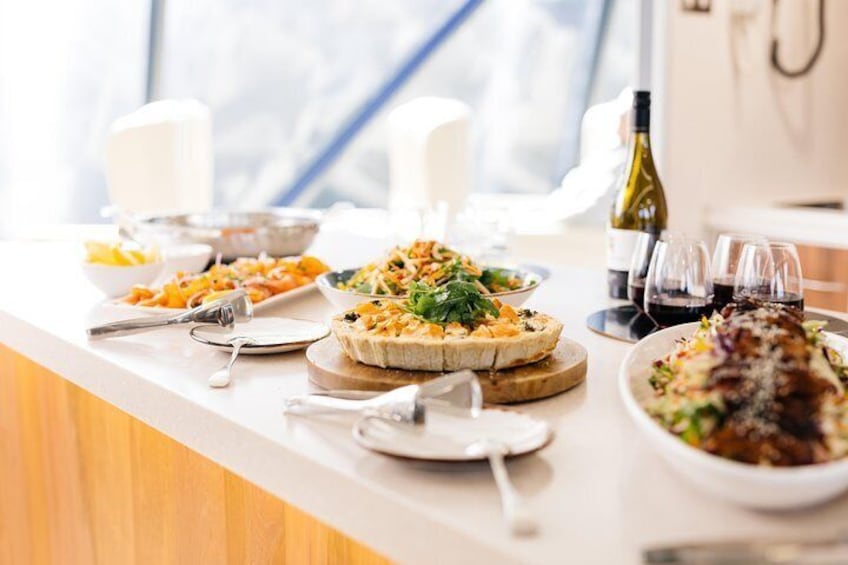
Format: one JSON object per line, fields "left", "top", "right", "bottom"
{"left": 0, "top": 0, "right": 635, "bottom": 235}
{"left": 0, "top": 0, "right": 148, "bottom": 237}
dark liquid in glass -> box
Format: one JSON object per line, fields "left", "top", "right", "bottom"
{"left": 769, "top": 293, "right": 804, "bottom": 311}
{"left": 628, "top": 282, "right": 645, "bottom": 308}
{"left": 712, "top": 280, "right": 735, "bottom": 313}
{"left": 646, "top": 297, "right": 712, "bottom": 327}
{"left": 737, "top": 287, "right": 805, "bottom": 312}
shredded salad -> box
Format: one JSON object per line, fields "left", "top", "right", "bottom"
{"left": 646, "top": 303, "right": 848, "bottom": 466}
{"left": 123, "top": 255, "right": 330, "bottom": 308}
{"left": 339, "top": 240, "right": 525, "bottom": 296}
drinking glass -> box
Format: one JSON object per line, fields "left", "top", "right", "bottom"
{"left": 711, "top": 233, "right": 767, "bottom": 313}
{"left": 644, "top": 238, "right": 714, "bottom": 327}
{"left": 733, "top": 241, "right": 804, "bottom": 310}
{"left": 627, "top": 232, "right": 659, "bottom": 310}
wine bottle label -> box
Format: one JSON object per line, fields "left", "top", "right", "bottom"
{"left": 607, "top": 228, "right": 641, "bottom": 272}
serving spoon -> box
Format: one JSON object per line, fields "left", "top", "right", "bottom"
{"left": 208, "top": 336, "right": 257, "bottom": 388}
{"left": 87, "top": 289, "right": 253, "bottom": 340}
{"left": 354, "top": 415, "right": 542, "bottom": 536}
{"left": 465, "top": 438, "right": 538, "bottom": 536}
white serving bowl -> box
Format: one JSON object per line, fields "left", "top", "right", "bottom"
{"left": 315, "top": 267, "right": 542, "bottom": 311}
{"left": 619, "top": 322, "right": 848, "bottom": 510}
{"left": 81, "top": 261, "right": 164, "bottom": 298}
{"left": 161, "top": 243, "right": 213, "bottom": 277}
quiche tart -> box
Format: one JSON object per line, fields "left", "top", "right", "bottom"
{"left": 331, "top": 295, "right": 562, "bottom": 372}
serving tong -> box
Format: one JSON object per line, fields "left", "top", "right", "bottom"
{"left": 87, "top": 289, "right": 253, "bottom": 340}
{"left": 644, "top": 535, "right": 848, "bottom": 564}
{"left": 282, "top": 370, "right": 482, "bottom": 424}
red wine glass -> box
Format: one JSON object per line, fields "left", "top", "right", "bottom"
{"left": 733, "top": 241, "right": 804, "bottom": 310}
{"left": 644, "top": 238, "right": 714, "bottom": 327}
{"left": 711, "top": 233, "right": 767, "bottom": 314}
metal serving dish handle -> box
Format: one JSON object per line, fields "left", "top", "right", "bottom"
{"left": 87, "top": 290, "right": 252, "bottom": 340}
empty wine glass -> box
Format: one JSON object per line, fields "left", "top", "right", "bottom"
{"left": 711, "top": 233, "right": 767, "bottom": 313}
{"left": 733, "top": 241, "right": 804, "bottom": 310}
{"left": 627, "top": 232, "right": 659, "bottom": 310}
{"left": 644, "top": 238, "right": 714, "bottom": 327}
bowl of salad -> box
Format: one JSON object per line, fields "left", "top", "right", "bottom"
{"left": 619, "top": 302, "right": 848, "bottom": 509}
{"left": 316, "top": 240, "right": 542, "bottom": 310}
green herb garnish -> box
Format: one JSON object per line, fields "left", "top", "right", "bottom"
{"left": 442, "top": 258, "right": 476, "bottom": 283}
{"left": 405, "top": 280, "right": 499, "bottom": 327}
{"left": 649, "top": 360, "right": 675, "bottom": 391}
{"left": 676, "top": 400, "right": 723, "bottom": 445}
{"left": 479, "top": 268, "right": 522, "bottom": 293}
{"left": 354, "top": 282, "right": 373, "bottom": 294}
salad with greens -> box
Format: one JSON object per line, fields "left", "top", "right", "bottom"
{"left": 646, "top": 303, "right": 848, "bottom": 466}
{"left": 339, "top": 239, "right": 528, "bottom": 296}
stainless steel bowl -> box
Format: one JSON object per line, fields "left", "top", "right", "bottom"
{"left": 121, "top": 209, "right": 321, "bottom": 261}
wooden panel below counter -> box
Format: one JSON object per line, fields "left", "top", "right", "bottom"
{"left": 0, "top": 345, "right": 389, "bottom": 565}
{"left": 795, "top": 244, "right": 848, "bottom": 312}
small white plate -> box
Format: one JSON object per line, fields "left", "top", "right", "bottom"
{"left": 108, "top": 282, "right": 317, "bottom": 314}
{"left": 190, "top": 318, "right": 329, "bottom": 354}
{"left": 353, "top": 409, "right": 552, "bottom": 461}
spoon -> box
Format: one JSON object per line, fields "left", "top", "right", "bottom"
{"left": 87, "top": 289, "right": 253, "bottom": 340}
{"left": 466, "top": 439, "right": 538, "bottom": 536}
{"left": 354, "top": 416, "right": 539, "bottom": 537}
{"left": 208, "top": 336, "right": 256, "bottom": 388}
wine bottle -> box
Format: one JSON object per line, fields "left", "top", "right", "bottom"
{"left": 607, "top": 90, "right": 668, "bottom": 299}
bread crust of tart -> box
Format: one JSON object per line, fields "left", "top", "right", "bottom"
{"left": 331, "top": 306, "right": 562, "bottom": 372}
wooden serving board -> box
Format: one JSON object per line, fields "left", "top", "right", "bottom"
{"left": 305, "top": 337, "right": 588, "bottom": 404}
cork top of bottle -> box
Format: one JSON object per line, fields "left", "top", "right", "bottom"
{"left": 633, "top": 90, "right": 651, "bottom": 108}
{"left": 632, "top": 91, "right": 651, "bottom": 132}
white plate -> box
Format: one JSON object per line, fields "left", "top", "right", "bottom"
{"left": 620, "top": 322, "right": 848, "bottom": 509}
{"left": 107, "top": 282, "right": 317, "bottom": 314}
{"left": 190, "top": 318, "right": 329, "bottom": 354}
{"left": 353, "top": 409, "right": 552, "bottom": 461}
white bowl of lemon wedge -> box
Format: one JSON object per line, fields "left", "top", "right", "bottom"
{"left": 82, "top": 241, "right": 164, "bottom": 297}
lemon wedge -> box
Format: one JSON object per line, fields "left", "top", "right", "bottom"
{"left": 85, "top": 241, "right": 160, "bottom": 266}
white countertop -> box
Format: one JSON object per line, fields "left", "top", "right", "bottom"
{"left": 2, "top": 236, "right": 848, "bottom": 565}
